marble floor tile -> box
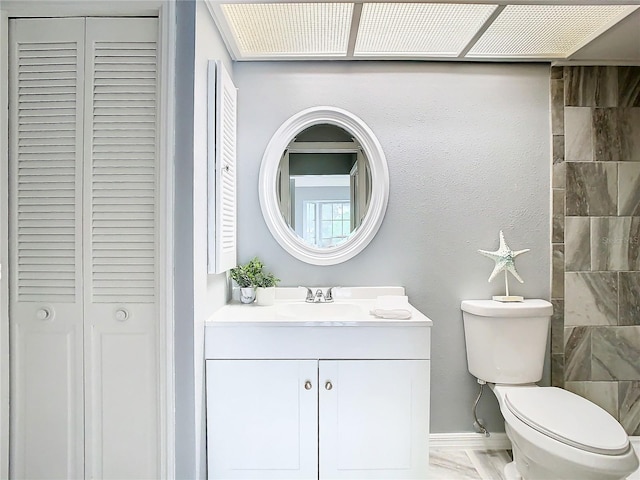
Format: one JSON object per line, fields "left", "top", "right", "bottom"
{"left": 430, "top": 445, "right": 640, "bottom": 480}
{"left": 467, "top": 450, "right": 511, "bottom": 480}
{"left": 429, "top": 449, "right": 483, "bottom": 479}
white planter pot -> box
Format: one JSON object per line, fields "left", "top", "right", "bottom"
{"left": 239, "top": 287, "right": 256, "bottom": 304}
{"left": 255, "top": 287, "right": 276, "bottom": 306}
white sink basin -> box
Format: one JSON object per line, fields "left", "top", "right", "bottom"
{"left": 275, "top": 301, "right": 369, "bottom": 320}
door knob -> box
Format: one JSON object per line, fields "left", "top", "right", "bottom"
{"left": 36, "top": 307, "right": 52, "bottom": 320}
{"left": 304, "top": 380, "right": 312, "bottom": 390}
{"left": 325, "top": 381, "right": 333, "bottom": 391}
{"left": 115, "top": 309, "right": 130, "bottom": 321}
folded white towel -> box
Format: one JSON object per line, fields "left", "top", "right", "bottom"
{"left": 370, "top": 308, "right": 412, "bottom": 320}
{"left": 370, "top": 295, "right": 412, "bottom": 319}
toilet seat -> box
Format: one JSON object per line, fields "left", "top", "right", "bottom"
{"left": 504, "top": 387, "right": 630, "bottom": 455}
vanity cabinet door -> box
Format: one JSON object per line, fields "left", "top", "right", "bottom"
{"left": 206, "top": 360, "right": 318, "bottom": 480}
{"left": 318, "top": 360, "right": 430, "bottom": 480}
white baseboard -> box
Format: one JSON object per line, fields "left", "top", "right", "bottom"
{"left": 430, "top": 432, "right": 512, "bottom": 450}
{"left": 430, "top": 434, "right": 640, "bottom": 451}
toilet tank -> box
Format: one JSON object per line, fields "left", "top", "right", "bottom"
{"left": 461, "top": 299, "right": 553, "bottom": 384}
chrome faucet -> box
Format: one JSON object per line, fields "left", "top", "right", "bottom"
{"left": 301, "top": 286, "right": 340, "bottom": 303}
{"left": 325, "top": 286, "right": 339, "bottom": 302}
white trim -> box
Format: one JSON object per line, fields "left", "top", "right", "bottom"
{"left": 157, "top": 2, "right": 177, "bottom": 478}
{"left": 430, "top": 433, "right": 640, "bottom": 451}
{"left": 0, "top": 2, "right": 176, "bottom": 477}
{"left": 205, "top": 1, "right": 242, "bottom": 62}
{"left": 0, "top": 11, "right": 9, "bottom": 480}
{"left": 259, "top": 106, "right": 389, "bottom": 266}
{"left": 429, "top": 432, "right": 513, "bottom": 450}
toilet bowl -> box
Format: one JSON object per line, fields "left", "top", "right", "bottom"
{"left": 461, "top": 299, "right": 639, "bottom": 480}
{"left": 491, "top": 384, "right": 638, "bottom": 480}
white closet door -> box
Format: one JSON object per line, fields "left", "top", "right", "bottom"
{"left": 82, "top": 18, "right": 159, "bottom": 479}
{"left": 9, "top": 18, "right": 86, "bottom": 479}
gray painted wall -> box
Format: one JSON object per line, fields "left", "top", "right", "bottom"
{"left": 176, "top": 1, "right": 232, "bottom": 478}
{"left": 193, "top": 1, "right": 233, "bottom": 477}
{"left": 235, "top": 61, "right": 552, "bottom": 433}
{"left": 174, "top": 1, "right": 196, "bottom": 477}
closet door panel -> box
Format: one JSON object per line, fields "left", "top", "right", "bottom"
{"left": 9, "top": 18, "right": 85, "bottom": 479}
{"left": 82, "top": 18, "right": 160, "bottom": 479}
{"left": 84, "top": 305, "right": 157, "bottom": 479}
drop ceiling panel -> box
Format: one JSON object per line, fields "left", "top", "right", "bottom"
{"left": 210, "top": 1, "right": 640, "bottom": 63}
{"left": 467, "top": 4, "right": 637, "bottom": 58}
{"left": 220, "top": 2, "right": 353, "bottom": 57}
{"left": 354, "top": 3, "right": 499, "bottom": 57}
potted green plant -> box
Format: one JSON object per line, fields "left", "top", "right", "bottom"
{"left": 229, "top": 257, "right": 279, "bottom": 305}
{"left": 254, "top": 270, "right": 280, "bottom": 306}
{"left": 229, "top": 257, "right": 263, "bottom": 303}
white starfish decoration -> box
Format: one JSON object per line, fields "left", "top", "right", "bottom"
{"left": 478, "top": 230, "right": 530, "bottom": 284}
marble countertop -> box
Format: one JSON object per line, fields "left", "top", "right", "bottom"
{"left": 206, "top": 286, "right": 433, "bottom": 327}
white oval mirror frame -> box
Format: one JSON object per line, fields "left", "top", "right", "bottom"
{"left": 259, "top": 106, "right": 389, "bottom": 265}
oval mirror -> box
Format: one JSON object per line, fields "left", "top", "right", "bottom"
{"left": 259, "top": 106, "right": 389, "bottom": 265}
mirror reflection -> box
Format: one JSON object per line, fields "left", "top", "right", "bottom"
{"left": 276, "top": 124, "right": 372, "bottom": 248}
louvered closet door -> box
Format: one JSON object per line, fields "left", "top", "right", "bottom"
{"left": 82, "top": 18, "right": 160, "bottom": 479}
{"left": 9, "top": 18, "right": 86, "bottom": 479}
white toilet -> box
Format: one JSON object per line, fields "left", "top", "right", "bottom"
{"left": 461, "top": 299, "right": 639, "bottom": 480}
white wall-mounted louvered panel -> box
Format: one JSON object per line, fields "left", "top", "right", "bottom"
{"left": 9, "top": 17, "right": 85, "bottom": 480}
{"left": 86, "top": 25, "right": 157, "bottom": 304}
{"left": 13, "top": 32, "right": 83, "bottom": 303}
{"left": 208, "top": 60, "right": 237, "bottom": 274}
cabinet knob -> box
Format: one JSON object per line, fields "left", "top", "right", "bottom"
{"left": 115, "top": 309, "right": 130, "bottom": 321}
{"left": 325, "top": 381, "right": 333, "bottom": 391}
{"left": 304, "top": 380, "right": 312, "bottom": 390}
{"left": 36, "top": 308, "right": 52, "bottom": 320}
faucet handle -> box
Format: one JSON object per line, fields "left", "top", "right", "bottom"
{"left": 299, "top": 286, "right": 315, "bottom": 302}
{"left": 326, "top": 286, "right": 341, "bottom": 302}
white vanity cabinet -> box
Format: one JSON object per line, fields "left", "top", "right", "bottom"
{"left": 206, "top": 359, "right": 429, "bottom": 480}
{"left": 318, "top": 360, "right": 429, "bottom": 479}
{"left": 205, "top": 290, "right": 432, "bottom": 480}
{"left": 207, "top": 359, "right": 319, "bottom": 479}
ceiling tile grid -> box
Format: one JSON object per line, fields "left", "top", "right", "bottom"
{"left": 467, "top": 4, "right": 635, "bottom": 57}
{"left": 221, "top": 2, "right": 353, "bottom": 56}
{"left": 354, "top": 3, "right": 498, "bottom": 56}
{"left": 210, "top": 1, "right": 640, "bottom": 62}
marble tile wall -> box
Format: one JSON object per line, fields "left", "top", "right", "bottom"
{"left": 551, "top": 66, "right": 640, "bottom": 435}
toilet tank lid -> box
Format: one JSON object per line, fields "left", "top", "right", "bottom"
{"left": 461, "top": 299, "right": 553, "bottom": 317}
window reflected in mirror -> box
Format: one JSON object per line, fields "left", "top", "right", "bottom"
{"left": 276, "top": 124, "right": 372, "bottom": 248}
